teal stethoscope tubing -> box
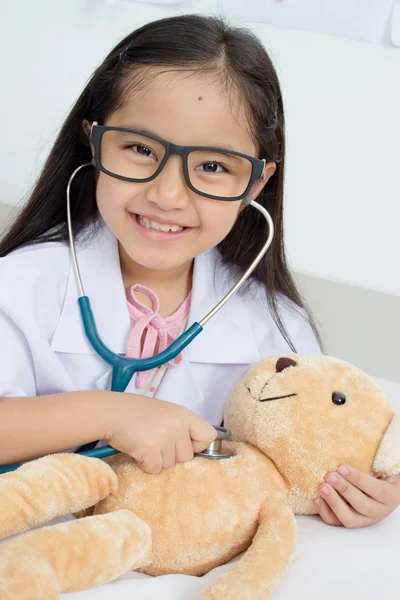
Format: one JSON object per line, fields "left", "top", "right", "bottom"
{"left": 0, "top": 162, "right": 274, "bottom": 474}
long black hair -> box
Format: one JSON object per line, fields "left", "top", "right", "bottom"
{"left": 0, "top": 14, "right": 320, "bottom": 349}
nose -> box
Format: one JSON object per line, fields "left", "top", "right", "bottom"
{"left": 146, "top": 155, "right": 190, "bottom": 211}
{"left": 276, "top": 357, "right": 297, "bottom": 373}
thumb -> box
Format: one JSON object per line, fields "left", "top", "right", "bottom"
{"left": 188, "top": 416, "right": 217, "bottom": 453}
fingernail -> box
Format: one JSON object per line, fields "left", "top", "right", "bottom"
{"left": 327, "top": 473, "right": 338, "bottom": 484}
{"left": 338, "top": 465, "right": 349, "bottom": 476}
{"left": 315, "top": 499, "right": 322, "bottom": 507}
{"left": 320, "top": 485, "right": 330, "bottom": 496}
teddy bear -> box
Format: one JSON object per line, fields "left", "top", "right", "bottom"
{"left": 0, "top": 354, "right": 399, "bottom": 600}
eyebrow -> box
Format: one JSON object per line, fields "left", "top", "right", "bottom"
{"left": 118, "top": 123, "right": 244, "bottom": 158}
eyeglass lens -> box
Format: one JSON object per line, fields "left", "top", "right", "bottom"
{"left": 99, "top": 129, "right": 253, "bottom": 198}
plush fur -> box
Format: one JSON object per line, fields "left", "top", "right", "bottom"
{"left": 0, "top": 354, "right": 399, "bottom": 600}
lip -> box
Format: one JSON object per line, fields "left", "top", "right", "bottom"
{"left": 129, "top": 212, "right": 194, "bottom": 242}
{"left": 259, "top": 393, "right": 298, "bottom": 403}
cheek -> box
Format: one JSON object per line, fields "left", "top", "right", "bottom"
{"left": 95, "top": 175, "right": 139, "bottom": 221}
{"left": 199, "top": 201, "right": 241, "bottom": 240}
{"left": 96, "top": 175, "right": 118, "bottom": 213}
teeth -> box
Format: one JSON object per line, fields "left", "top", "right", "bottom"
{"left": 138, "top": 215, "right": 184, "bottom": 233}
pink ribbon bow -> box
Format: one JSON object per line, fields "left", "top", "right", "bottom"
{"left": 126, "top": 284, "right": 191, "bottom": 389}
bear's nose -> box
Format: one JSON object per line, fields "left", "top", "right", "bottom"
{"left": 276, "top": 357, "right": 297, "bottom": 373}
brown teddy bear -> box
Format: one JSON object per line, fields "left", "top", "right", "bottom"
{"left": 0, "top": 354, "right": 399, "bottom": 600}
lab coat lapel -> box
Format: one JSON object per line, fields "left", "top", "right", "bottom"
{"left": 184, "top": 248, "right": 262, "bottom": 365}
{"left": 51, "top": 221, "right": 131, "bottom": 358}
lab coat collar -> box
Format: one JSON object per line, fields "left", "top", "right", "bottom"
{"left": 185, "top": 247, "right": 261, "bottom": 364}
{"left": 51, "top": 222, "right": 131, "bottom": 357}
{"left": 51, "top": 220, "right": 261, "bottom": 365}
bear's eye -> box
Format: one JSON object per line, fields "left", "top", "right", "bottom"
{"left": 332, "top": 392, "right": 346, "bottom": 405}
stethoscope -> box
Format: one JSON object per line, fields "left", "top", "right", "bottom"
{"left": 0, "top": 162, "right": 274, "bottom": 474}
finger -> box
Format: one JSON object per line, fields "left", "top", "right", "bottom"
{"left": 192, "top": 439, "right": 212, "bottom": 453}
{"left": 161, "top": 444, "right": 177, "bottom": 470}
{"left": 314, "top": 498, "right": 342, "bottom": 526}
{"left": 175, "top": 435, "right": 194, "bottom": 464}
{"left": 319, "top": 484, "right": 372, "bottom": 528}
{"left": 338, "top": 465, "right": 398, "bottom": 505}
{"left": 189, "top": 416, "right": 217, "bottom": 452}
{"left": 325, "top": 472, "right": 384, "bottom": 518}
{"left": 136, "top": 450, "right": 163, "bottom": 475}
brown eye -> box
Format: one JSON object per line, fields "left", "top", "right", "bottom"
{"left": 332, "top": 392, "right": 346, "bottom": 405}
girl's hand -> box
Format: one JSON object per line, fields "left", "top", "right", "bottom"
{"left": 104, "top": 393, "right": 217, "bottom": 475}
{"left": 314, "top": 466, "right": 400, "bottom": 528}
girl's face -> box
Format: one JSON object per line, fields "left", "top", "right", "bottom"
{"left": 90, "top": 70, "right": 275, "bottom": 272}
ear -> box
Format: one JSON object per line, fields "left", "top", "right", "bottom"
{"left": 82, "top": 119, "right": 91, "bottom": 138}
{"left": 373, "top": 414, "right": 400, "bottom": 477}
{"left": 82, "top": 119, "right": 95, "bottom": 157}
{"left": 251, "top": 161, "right": 276, "bottom": 199}
{"left": 239, "top": 161, "right": 276, "bottom": 212}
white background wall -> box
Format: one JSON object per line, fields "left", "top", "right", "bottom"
{"left": 1, "top": 0, "right": 399, "bottom": 294}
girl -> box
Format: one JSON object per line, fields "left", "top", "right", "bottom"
{"left": 0, "top": 15, "right": 398, "bottom": 528}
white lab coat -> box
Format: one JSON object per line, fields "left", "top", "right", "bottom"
{"left": 0, "top": 221, "right": 320, "bottom": 427}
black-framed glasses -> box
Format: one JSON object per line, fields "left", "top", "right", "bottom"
{"left": 90, "top": 122, "right": 266, "bottom": 201}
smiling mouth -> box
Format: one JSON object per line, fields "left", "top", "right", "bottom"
{"left": 259, "top": 393, "right": 298, "bottom": 403}
{"left": 136, "top": 213, "right": 188, "bottom": 233}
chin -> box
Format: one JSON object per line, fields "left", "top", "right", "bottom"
{"left": 125, "top": 250, "right": 185, "bottom": 272}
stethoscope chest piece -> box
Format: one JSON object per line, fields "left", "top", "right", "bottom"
{"left": 194, "top": 426, "right": 234, "bottom": 460}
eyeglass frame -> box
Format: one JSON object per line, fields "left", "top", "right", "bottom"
{"left": 89, "top": 122, "right": 266, "bottom": 202}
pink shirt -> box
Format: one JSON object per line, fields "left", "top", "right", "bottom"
{"left": 125, "top": 284, "right": 191, "bottom": 396}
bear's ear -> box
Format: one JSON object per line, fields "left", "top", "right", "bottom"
{"left": 373, "top": 414, "right": 400, "bottom": 477}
